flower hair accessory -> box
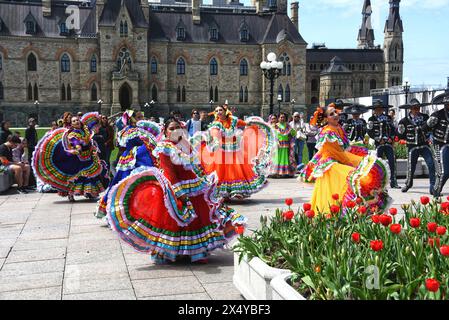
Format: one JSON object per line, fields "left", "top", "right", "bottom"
{"left": 310, "top": 107, "right": 324, "bottom": 127}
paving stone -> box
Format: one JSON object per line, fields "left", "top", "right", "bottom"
{"left": 67, "top": 239, "right": 122, "bottom": 253}
{"left": 63, "top": 275, "right": 133, "bottom": 295}
{"left": 141, "top": 292, "right": 211, "bottom": 300}
{"left": 1, "top": 259, "right": 66, "bottom": 276}
{"left": 123, "top": 252, "right": 153, "bottom": 266}
{"left": 0, "top": 286, "right": 62, "bottom": 300}
{"left": 7, "top": 247, "right": 66, "bottom": 263}
{"left": 65, "top": 249, "right": 124, "bottom": 266}
{"left": 63, "top": 289, "right": 136, "bottom": 300}
{"left": 0, "top": 246, "right": 11, "bottom": 259}
{"left": 13, "top": 238, "right": 68, "bottom": 251}
{"left": 132, "top": 276, "right": 205, "bottom": 298}
{"left": 0, "top": 259, "right": 5, "bottom": 269}
{"left": 128, "top": 264, "right": 193, "bottom": 281}
{"left": 19, "top": 231, "right": 69, "bottom": 241}
{"left": 191, "top": 265, "right": 235, "bottom": 284}
{"left": 202, "top": 282, "right": 244, "bottom": 300}
{"left": 0, "top": 272, "right": 63, "bottom": 293}
{"left": 63, "top": 263, "right": 129, "bottom": 281}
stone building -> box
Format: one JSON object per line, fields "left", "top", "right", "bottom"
{"left": 306, "top": 0, "right": 404, "bottom": 106}
{"left": 0, "top": 0, "right": 307, "bottom": 125}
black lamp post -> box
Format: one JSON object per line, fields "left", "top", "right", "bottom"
{"left": 277, "top": 94, "right": 282, "bottom": 115}
{"left": 97, "top": 99, "right": 103, "bottom": 113}
{"left": 403, "top": 80, "right": 410, "bottom": 104}
{"left": 260, "top": 52, "right": 283, "bottom": 115}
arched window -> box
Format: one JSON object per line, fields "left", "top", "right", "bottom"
{"left": 279, "top": 53, "right": 290, "bottom": 76}
{"left": 311, "top": 79, "right": 318, "bottom": 92}
{"left": 91, "top": 83, "right": 97, "bottom": 101}
{"left": 370, "top": 79, "right": 377, "bottom": 90}
{"left": 27, "top": 53, "right": 37, "bottom": 71}
{"left": 214, "top": 86, "right": 218, "bottom": 102}
{"left": 239, "top": 86, "right": 243, "bottom": 103}
{"left": 120, "top": 21, "right": 128, "bottom": 37}
{"left": 394, "top": 45, "right": 399, "bottom": 60}
{"left": 151, "top": 57, "right": 157, "bottom": 74}
{"left": 359, "top": 79, "right": 364, "bottom": 93}
{"left": 284, "top": 84, "right": 290, "bottom": 102}
{"left": 209, "top": 87, "right": 214, "bottom": 102}
{"left": 176, "top": 86, "right": 181, "bottom": 102}
{"left": 61, "top": 84, "right": 66, "bottom": 101}
{"left": 61, "top": 53, "right": 70, "bottom": 72}
{"left": 287, "top": 63, "right": 291, "bottom": 76}
{"left": 182, "top": 86, "right": 186, "bottom": 102}
{"left": 27, "top": 83, "right": 33, "bottom": 101}
{"left": 90, "top": 55, "right": 97, "bottom": 73}
{"left": 177, "top": 58, "right": 185, "bottom": 75}
{"left": 372, "top": 64, "right": 376, "bottom": 71}
{"left": 67, "top": 84, "right": 72, "bottom": 101}
{"left": 210, "top": 58, "right": 218, "bottom": 76}
{"left": 0, "top": 82, "right": 3, "bottom": 100}
{"left": 240, "top": 28, "right": 249, "bottom": 42}
{"left": 240, "top": 59, "right": 248, "bottom": 76}
{"left": 117, "top": 48, "right": 132, "bottom": 71}
{"left": 33, "top": 83, "right": 38, "bottom": 100}
{"left": 151, "top": 85, "right": 158, "bottom": 101}
{"left": 278, "top": 84, "right": 283, "bottom": 101}
{"left": 282, "top": 63, "right": 286, "bottom": 76}
{"left": 244, "top": 86, "right": 248, "bottom": 103}
{"left": 0, "top": 54, "right": 3, "bottom": 70}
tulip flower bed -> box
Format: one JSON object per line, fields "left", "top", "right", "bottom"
{"left": 233, "top": 197, "right": 449, "bottom": 300}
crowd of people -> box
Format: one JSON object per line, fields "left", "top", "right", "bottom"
{"left": 1, "top": 90, "right": 449, "bottom": 263}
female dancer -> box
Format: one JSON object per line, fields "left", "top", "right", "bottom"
{"left": 106, "top": 118, "right": 245, "bottom": 264}
{"left": 193, "top": 105, "right": 274, "bottom": 199}
{"left": 270, "top": 112, "right": 297, "bottom": 178}
{"left": 96, "top": 120, "right": 162, "bottom": 218}
{"left": 33, "top": 112, "right": 107, "bottom": 202}
{"left": 300, "top": 104, "right": 391, "bottom": 214}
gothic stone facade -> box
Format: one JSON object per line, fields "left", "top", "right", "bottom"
{"left": 0, "top": 0, "right": 307, "bottom": 126}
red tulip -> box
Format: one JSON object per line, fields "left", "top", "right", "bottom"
{"left": 379, "top": 214, "right": 392, "bottom": 227}
{"left": 390, "top": 224, "right": 401, "bottom": 234}
{"left": 446, "top": 196, "right": 449, "bottom": 202}
{"left": 283, "top": 210, "right": 294, "bottom": 221}
{"left": 305, "top": 210, "right": 315, "bottom": 219}
{"left": 371, "top": 215, "right": 381, "bottom": 224}
{"left": 346, "top": 200, "right": 356, "bottom": 209}
{"left": 394, "top": 136, "right": 399, "bottom": 142}
{"left": 285, "top": 198, "right": 293, "bottom": 206}
{"left": 436, "top": 226, "right": 447, "bottom": 236}
{"left": 351, "top": 233, "right": 361, "bottom": 243}
{"left": 409, "top": 218, "right": 421, "bottom": 228}
{"left": 420, "top": 196, "right": 430, "bottom": 205}
{"left": 358, "top": 206, "right": 367, "bottom": 215}
{"left": 332, "top": 194, "right": 339, "bottom": 201}
{"left": 425, "top": 279, "right": 440, "bottom": 292}
{"left": 356, "top": 197, "right": 363, "bottom": 205}
{"left": 370, "top": 240, "right": 383, "bottom": 252}
{"left": 428, "top": 237, "right": 441, "bottom": 248}
{"left": 389, "top": 208, "right": 398, "bottom": 216}
{"left": 235, "top": 225, "right": 245, "bottom": 235}
{"left": 303, "top": 203, "right": 312, "bottom": 211}
{"left": 427, "top": 222, "right": 438, "bottom": 233}
{"left": 440, "top": 245, "right": 449, "bottom": 256}
{"left": 330, "top": 205, "right": 340, "bottom": 214}
{"left": 441, "top": 202, "right": 449, "bottom": 211}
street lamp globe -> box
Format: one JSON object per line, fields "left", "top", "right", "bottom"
{"left": 267, "top": 52, "right": 277, "bottom": 62}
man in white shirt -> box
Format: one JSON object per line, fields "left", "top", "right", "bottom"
{"left": 289, "top": 112, "right": 306, "bottom": 169}
{"left": 186, "top": 109, "right": 203, "bottom": 137}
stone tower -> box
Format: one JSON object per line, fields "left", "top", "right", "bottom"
{"left": 383, "top": 0, "right": 404, "bottom": 88}
{"left": 357, "top": 0, "right": 375, "bottom": 49}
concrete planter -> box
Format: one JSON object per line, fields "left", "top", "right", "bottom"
{"left": 0, "top": 171, "right": 12, "bottom": 193}
{"left": 271, "top": 273, "right": 306, "bottom": 300}
{"left": 233, "top": 252, "right": 290, "bottom": 300}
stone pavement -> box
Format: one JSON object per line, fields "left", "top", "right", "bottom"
{"left": 0, "top": 177, "right": 439, "bottom": 300}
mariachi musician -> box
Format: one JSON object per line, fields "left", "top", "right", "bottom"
{"left": 342, "top": 104, "right": 369, "bottom": 143}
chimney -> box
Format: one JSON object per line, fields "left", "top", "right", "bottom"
{"left": 277, "top": 0, "right": 287, "bottom": 14}
{"left": 96, "top": 0, "right": 106, "bottom": 33}
{"left": 192, "top": 0, "right": 201, "bottom": 25}
{"left": 291, "top": 2, "right": 299, "bottom": 30}
{"left": 140, "top": 0, "right": 149, "bottom": 25}
{"left": 42, "top": 0, "right": 51, "bottom": 17}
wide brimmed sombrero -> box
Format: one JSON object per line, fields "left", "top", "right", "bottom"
{"left": 368, "top": 99, "right": 393, "bottom": 109}
{"left": 344, "top": 104, "right": 370, "bottom": 114}
{"left": 399, "top": 98, "right": 431, "bottom": 109}
{"left": 332, "top": 99, "right": 352, "bottom": 110}
{"left": 431, "top": 92, "right": 449, "bottom": 105}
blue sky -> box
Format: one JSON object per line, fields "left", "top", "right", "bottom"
{"left": 205, "top": 0, "right": 449, "bottom": 88}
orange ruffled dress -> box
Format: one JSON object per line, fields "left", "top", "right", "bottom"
{"left": 300, "top": 125, "right": 391, "bottom": 214}
{"left": 193, "top": 116, "right": 274, "bottom": 199}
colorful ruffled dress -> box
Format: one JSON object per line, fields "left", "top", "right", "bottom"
{"left": 32, "top": 113, "right": 107, "bottom": 198}
{"left": 96, "top": 121, "right": 162, "bottom": 218}
{"left": 106, "top": 138, "right": 246, "bottom": 262}
{"left": 271, "top": 122, "right": 297, "bottom": 177}
{"left": 192, "top": 116, "right": 274, "bottom": 199}
{"left": 300, "top": 125, "right": 391, "bottom": 214}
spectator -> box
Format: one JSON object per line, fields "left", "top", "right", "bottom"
{"left": 62, "top": 112, "right": 72, "bottom": 128}
{"left": 304, "top": 116, "right": 319, "bottom": 161}
{"left": 185, "top": 109, "right": 204, "bottom": 137}
{"left": 0, "top": 135, "right": 31, "bottom": 193}
{"left": 134, "top": 111, "right": 145, "bottom": 122}
{"left": 25, "top": 118, "right": 38, "bottom": 164}
{"left": 77, "top": 112, "right": 84, "bottom": 118}
{"left": 0, "top": 120, "right": 12, "bottom": 145}
{"left": 99, "top": 115, "right": 114, "bottom": 168}
{"left": 12, "top": 137, "right": 28, "bottom": 163}
{"left": 51, "top": 121, "right": 59, "bottom": 130}
{"left": 289, "top": 112, "right": 306, "bottom": 166}
{"left": 200, "top": 110, "right": 210, "bottom": 129}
